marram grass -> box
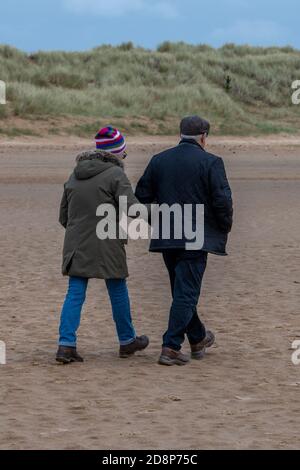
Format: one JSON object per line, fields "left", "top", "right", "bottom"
{"left": 0, "top": 42, "right": 300, "bottom": 136}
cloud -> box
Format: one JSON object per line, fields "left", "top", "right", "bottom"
{"left": 210, "top": 19, "right": 288, "bottom": 45}
{"left": 63, "top": 0, "right": 178, "bottom": 19}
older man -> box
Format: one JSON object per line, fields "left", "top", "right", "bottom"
{"left": 135, "top": 116, "right": 233, "bottom": 366}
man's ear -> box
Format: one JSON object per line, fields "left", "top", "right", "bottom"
{"left": 200, "top": 134, "right": 206, "bottom": 148}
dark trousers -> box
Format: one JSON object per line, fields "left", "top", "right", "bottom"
{"left": 162, "top": 250, "right": 208, "bottom": 351}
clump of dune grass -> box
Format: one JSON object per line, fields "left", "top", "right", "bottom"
{"left": 0, "top": 42, "right": 299, "bottom": 135}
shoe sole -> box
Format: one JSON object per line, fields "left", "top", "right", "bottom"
{"left": 119, "top": 353, "right": 135, "bottom": 359}
{"left": 56, "top": 357, "right": 83, "bottom": 364}
{"left": 119, "top": 349, "right": 147, "bottom": 359}
{"left": 158, "top": 356, "right": 189, "bottom": 366}
{"left": 191, "top": 348, "right": 206, "bottom": 360}
{"left": 56, "top": 357, "right": 73, "bottom": 364}
{"left": 204, "top": 337, "right": 215, "bottom": 348}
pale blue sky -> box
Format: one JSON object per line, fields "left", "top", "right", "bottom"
{"left": 0, "top": 0, "right": 299, "bottom": 51}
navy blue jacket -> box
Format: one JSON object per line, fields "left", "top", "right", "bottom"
{"left": 135, "top": 139, "right": 233, "bottom": 255}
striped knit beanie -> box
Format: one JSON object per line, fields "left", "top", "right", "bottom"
{"left": 95, "top": 126, "right": 126, "bottom": 155}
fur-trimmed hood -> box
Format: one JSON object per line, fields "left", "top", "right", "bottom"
{"left": 74, "top": 149, "right": 124, "bottom": 180}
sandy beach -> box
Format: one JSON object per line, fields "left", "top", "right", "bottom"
{"left": 0, "top": 135, "right": 300, "bottom": 450}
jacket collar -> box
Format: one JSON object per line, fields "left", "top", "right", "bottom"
{"left": 179, "top": 138, "right": 205, "bottom": 151}
{"left": 75, "top": 149, "right": 124, "bottom": 169}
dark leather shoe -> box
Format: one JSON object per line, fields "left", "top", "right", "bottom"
{"left": 190, "top": 330, "right": 215, "bottom": 359}
{"left": 56, "top": 346, "right": 84, "bottom": 364}
{"left": 158, "top": 348, "right": 190, "bottom": 366}
{"left": 119, "top": 336, "right": 149, "bottom": 358}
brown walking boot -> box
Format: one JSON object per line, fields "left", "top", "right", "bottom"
{"left": 119, "top": 335, "right": 149, "bottom": 358}
{"left": 190, "top": 330, "right": 215, "bottom": 360}
{"left": 158, "top": 347, "right": 190, "bottom": 366}
{"left": 56, "top": 346, "right": 84, "bottom": 364}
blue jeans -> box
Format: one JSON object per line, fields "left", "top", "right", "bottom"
{"left": 58, "top": 277, "right": 136, "bottom": 347}
{"left": 162, "top": 250, "right": 208, "bottom": 351}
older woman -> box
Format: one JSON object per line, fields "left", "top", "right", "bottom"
{"left": 56, "top": 127, "right": 149, "bottom": 364}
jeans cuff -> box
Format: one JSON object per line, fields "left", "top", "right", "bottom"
{"left": 163, "top": 344, "right": 181, "bottom": 352}
{"left": 119, "top": 337, "right": 136, "bottom": 346}
{"left": 59, "top": 341, "right": 77, "bottom": 348}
